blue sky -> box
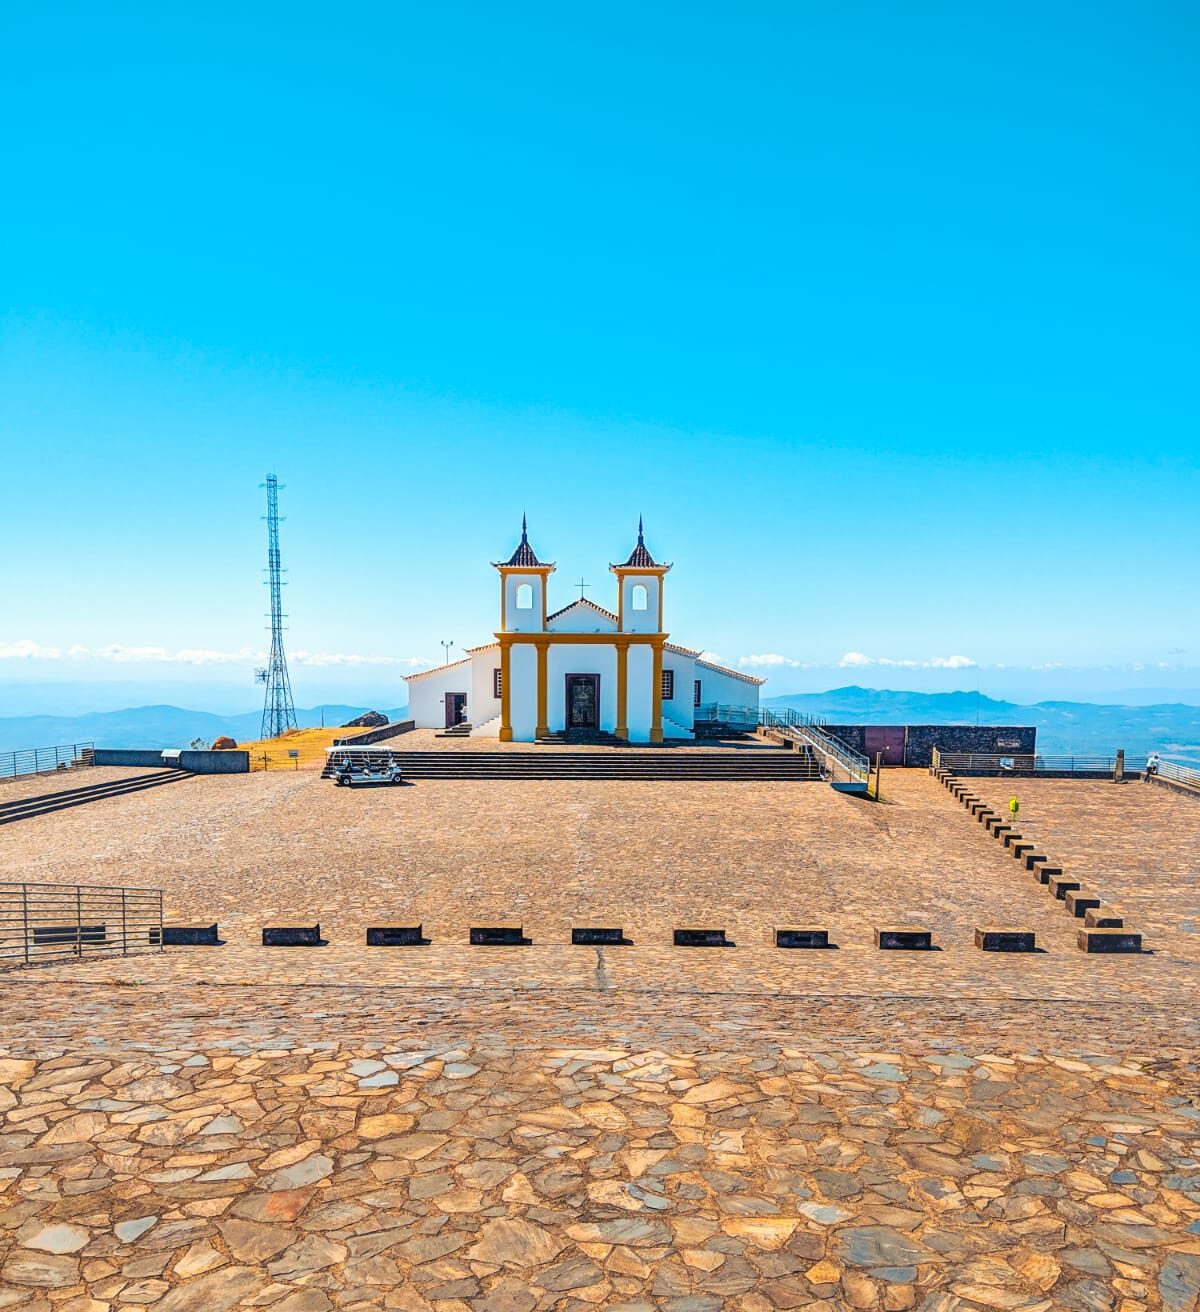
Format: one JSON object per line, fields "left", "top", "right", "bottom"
{"left": 3, "top": 2, "right": 1198, "bottom": 714}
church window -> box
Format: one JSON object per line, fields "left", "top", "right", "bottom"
{"left": 515, "top": 582, "right": 533, "bottom": 609}
{"left": 631, "top": 584, "right": 648, "bottom": 611}
{"left": 661, "top": 668, "right": 675, "bottom": 700}
{"left": 693, "top": 679, "right": 702, "bottom": 707}
{"left": 493, "top": 668, "right": 503, "bottom": 698}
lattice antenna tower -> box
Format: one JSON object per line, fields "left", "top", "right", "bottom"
{"left": 256, "top": 473, "right": 298, "bottom": 739}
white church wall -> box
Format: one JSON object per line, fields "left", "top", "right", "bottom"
{"left": 619, "top": 575, "right": 661, "bottom": 634}
{"left": 626, "top": 644, "right": 653, "bottom": 740}
{"left": 405, "top": 662, "right": 471, "bottom": 729}
{"left": 695, "top": 663, "right": 761, "bottom": 714}
{"left": 546, "top": 644, "right": 617, "bottom": 735}
{"left": 661, "top": 651, "right": 697, "bottom": 733}
{"left": 509, "top": 642, "right": 539, "bottom": 740}
{"left": 470, "top": 651, "right": 502, "bottom": 735}
{"left": 547, "top": 601, "right": 617, "bottom": 633}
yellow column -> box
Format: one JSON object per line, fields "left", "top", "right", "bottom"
{"left": 615, "top": 641, "right": 629, "bottom": 740}
{"left": 650, "top": 640, "right": 664, "bottom": 743}
{"left": 536, "top": 641, "right": 549, "bottom": 740}
{"left": 499, "top": 641, "right": 512, "bottom": 742}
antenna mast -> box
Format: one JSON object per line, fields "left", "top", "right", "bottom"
{"left": 257, "top": 474, "right": 298, "bottom": 739}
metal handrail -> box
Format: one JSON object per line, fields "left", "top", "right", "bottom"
{"left": 0, "top": 881, "right": 163, "bottom": 969}
{"left": 0, "top": 743, "right": 95, "bottom": 781}
{"left": 695, "top": 703, "right": 869, "bottom": 783}
{"left": 1150, "top": 758, "right": 1200, "bottom": 789}
{"left": 935, "top": 751, "right": 1147, "bottom": 774}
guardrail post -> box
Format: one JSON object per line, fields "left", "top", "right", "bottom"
{"left": 121, "top": 888, "right": 128, "bottom": 955}
{"left": 158, "top": 891, "right": 164, "bottom": 952}
{"left": 21, "top": 884, "right": 30, "bottom": 964}
{"left": 75, "top": 885, "right": 82, "bottom": 957}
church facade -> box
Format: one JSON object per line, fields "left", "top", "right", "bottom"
{"left": 404, "top": 520, "right": 763, "bottom": 742}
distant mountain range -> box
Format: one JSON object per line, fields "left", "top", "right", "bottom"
{"left": 0, "top": 705, "right": 408, "bottom": 753}
{"left": 0, "top": 688, "right": 1197, "bottom": 763}
{"left": 766, "top": 687, "right": 1200, "bottom": 763}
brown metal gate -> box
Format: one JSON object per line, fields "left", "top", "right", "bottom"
{"left": 864, "top": 726, "right": 907, "bottom": 766}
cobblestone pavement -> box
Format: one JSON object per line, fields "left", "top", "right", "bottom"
{"left": 2, "top": 766, "right": 1199, "bottom": 1310}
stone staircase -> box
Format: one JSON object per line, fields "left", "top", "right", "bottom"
{"left": 329, "top": 748, "right": 823, "bottom": 781}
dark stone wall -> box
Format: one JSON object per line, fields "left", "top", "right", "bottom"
{"left": 822, "top": 725, "right": 1036, "bottom": 768}
{"left": 92, "top": 749, "right": 169, "bottom": 768}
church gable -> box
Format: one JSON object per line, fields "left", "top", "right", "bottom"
{"left": 546, "top": 598, "right": 619, "bottom": 634}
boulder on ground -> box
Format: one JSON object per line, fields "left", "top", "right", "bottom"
{"left": 211, "top": 736, "right": 238, "bottom": 750}
{"left": 342, "top": 710, "right": 388, "bottom": 728}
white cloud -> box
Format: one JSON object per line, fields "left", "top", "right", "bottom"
{"left": 697, "top": 650, "right": 726, "bottom": 664}
{"left": 0, "top": 639, "right": 431, "bottom": 669}
{"left": 838, "top": 651, "right": 977, "bottom": 670}
{"left": 0, "top": 640, "right": 64, "bottom": 660}
{"left": 737, "top": 653, "right": 803, "bottom": 669}
{"left": 291, "top": 651, "right": 432, "bottom": 669}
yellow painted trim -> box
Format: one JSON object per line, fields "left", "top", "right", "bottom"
{"left": 536, "top": 643, "right": 549, "bottom": 739}
{"left": 495, "top": 632, "right": 667, "bottom": 646}
{"left": 615, "top": 641, "right": 629, "bottom": 740}
{"left": 499, "top": 643, "right": 512, "bottom": 741}
{"left": 500, "top": 577, "right": 506, "bottom": 631}
{"left": 658, "top": 580, "right": 664, "bottom": 632}
{"left": 651, "top": 642, "right": 664, "bottom": 743}
{"left": 494, "top": 564, "right": 556, "bottom": 575}
{"left": 618, "top": 582, "right": 624, "bottom": 632}
{"left": 608, "top": 565, "right": 671, "bottom": 576}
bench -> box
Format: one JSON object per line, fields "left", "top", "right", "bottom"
{"left": 1010, "top": 842, "right": 1036, "bottom": 861}
{"left": 674, "top": 928, "right": 732, "bottom": 947}
{"left": 1022, "top": 852, "right": 1048, "bottom": 870}
{"left": 1085, "top": 906, "right": 1124, "bottom": 928}
{"left": 366, "top": 925, "right": 425, "bottom": 946}
{"left": 968, "top": 801, "right": 990, "bottom": 817}
{"left": 262, "top": 925, "right": 325, "bottom": 946}
{"left": 976, "top": 809, "right": 997, "bottom": 824}
{"left": 151, "top": 924, "right": 222, "bottom": 946}
{"left": 32, "top": 924, "right": 107, "bottom": 946}
{"left": 470, "top": 925, "right": 529, "bottom": 946}
{"left": 991, "top": 824, "right": 1014, "bottom": 841}
{"left": 1064, "top": 890, "right": 1101, "bottom": 919}
{"left": 974, "top": 927, "right": 1036, "bottom": 952}
{"left": 874, "top": 927, "right": 933, "bottom": 950}
{"left": 1047, "top": 874, "right": 1082, "bottom": 900}
{"left": 1077, "top": 928, "right": 1143, "bottom": 953}
{"left": 984, "top": 816, "right": 1008, "bottom": 834}
{"left": 572, "top": 927, "right": 629, "bottom": 945}
{"left": 1031, "top": 864, "right": 1062, "bottom": 885}
{"left": 775, "top": 926, "right": 832, "bottom": 949}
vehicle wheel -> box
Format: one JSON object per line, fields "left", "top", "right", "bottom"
{"left": 337, "top": 776, "right": 349, "bottom": 786}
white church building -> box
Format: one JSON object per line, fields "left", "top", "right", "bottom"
{"left": 404, "top": 519, "right": 763, "bottom": 742}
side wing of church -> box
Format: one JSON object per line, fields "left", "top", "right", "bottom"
{"left": 403, "top": 519, "right": 763, "bottom": 743}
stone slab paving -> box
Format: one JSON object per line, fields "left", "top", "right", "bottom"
{"left": 2, "top": 766, "right": 1200, "bottom": 1310}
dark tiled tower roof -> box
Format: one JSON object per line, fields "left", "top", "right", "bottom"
{"left": 621, "top": 516, "right": 658, "bottom": 568}
{"left": 504, "top": 514, "right": 542, "bottom": 567}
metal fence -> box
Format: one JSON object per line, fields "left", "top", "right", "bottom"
{"left": 1151, "top": 758, "right": 1200, "bottom": 790}
{"left": 933, "top": 749, "right": 1147, "bottom": 775}
{"left": 0, "top": 743, "right": 94, "bottom": 781}
{"left": 695, "top": 703, "right": 869, "bottom": 783}
{"left": 0, "top": 882, "right": 163, "bottom": 968}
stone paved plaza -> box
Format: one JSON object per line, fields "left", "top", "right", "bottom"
{"left": 2, "top": 763, "right": 1199, "bottom": 1311}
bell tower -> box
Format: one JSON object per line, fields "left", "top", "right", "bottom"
{"left": 610, "top": 518, "right": 671, "bottom": 743}
{"left": 611, "top": 517, "right": 670, "bottom": 634}
{"left": 493, "top": 515, "right": 555, "bottom": 633}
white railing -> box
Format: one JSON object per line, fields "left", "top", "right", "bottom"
{"left": 934, "top": 749, "right": 1147, "bottom": 775}
{"left": 1151, "top": 758, "right": 1200, "bottom": 790}
{"left": 696, "top": 703, "right": 869, "bottom": 784}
